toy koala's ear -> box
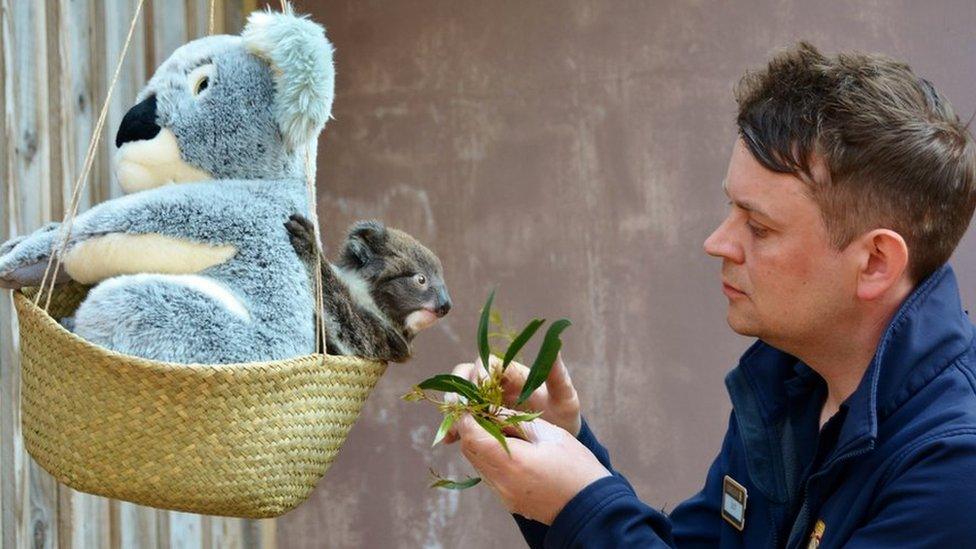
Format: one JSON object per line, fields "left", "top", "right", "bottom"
{"left": 242, "top": 2, "right": 335, "bottom": 152}
{"left": 344, "top": 220, "right": 388, "bottom": 268}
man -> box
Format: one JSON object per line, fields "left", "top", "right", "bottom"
{"left": 443, "top": 42, "right": 976, "bottom": 547}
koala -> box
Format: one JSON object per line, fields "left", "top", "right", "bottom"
{"left": 0, "top": 6, "right": 334, "bottom": 364}
{"left": 285, "top": 215, "right": 451, "bottom": 363}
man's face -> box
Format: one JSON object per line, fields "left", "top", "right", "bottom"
{"left": 704, "top": 140, "right": 856, "bottom": 349}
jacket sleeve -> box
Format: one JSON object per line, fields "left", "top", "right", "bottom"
{"left": 842, "top": 431, "right": 976, "bottom": 547}
{"left": 512, "top": 417, "right": 653, "bottom": 547}
{"left": 514, "top": 413, "right": 737, "bottom": 548}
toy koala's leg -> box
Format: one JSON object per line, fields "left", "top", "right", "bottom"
{"left": 72, "top": 273, "right": 259, "bottom": 364}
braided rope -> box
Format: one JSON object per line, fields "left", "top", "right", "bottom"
{"left": 35, "top": 0, "right": 146, "bottom": 309}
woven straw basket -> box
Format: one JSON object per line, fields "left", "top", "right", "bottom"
{"left": 14, "top": 282, "right": 387, "bottom": 518}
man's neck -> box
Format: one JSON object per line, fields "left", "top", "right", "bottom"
{"left": 784, "top": 285, "right": 911, "bottom": 429}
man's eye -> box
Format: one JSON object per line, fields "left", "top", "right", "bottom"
{"left": 747, "top": 221, "right": 768, "bottom": 238}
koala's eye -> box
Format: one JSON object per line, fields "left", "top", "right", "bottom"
{"left": 187, "top": 63, "right": 215, "bottom": 97}
{"left": 414, "top": 274, "right": 428, "bottom": 287}
{"left": 195, "top": 77, "right": 209, "bottom": 94}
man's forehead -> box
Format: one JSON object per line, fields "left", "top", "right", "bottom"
{"left": 722, "top": 172, "right": 810, "bottom": 225}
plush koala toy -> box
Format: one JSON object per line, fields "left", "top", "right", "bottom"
{"left": 0, "top": 5, "right": 333, "bottom": 364}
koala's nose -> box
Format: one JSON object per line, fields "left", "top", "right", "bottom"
{"left": 434, "top": 288, "right": 452, "bottom": 317}
{"left": 115, "top": 95, "right": 161, "bottom": 147}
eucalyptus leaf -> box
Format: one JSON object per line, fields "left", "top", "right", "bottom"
{"left": 432, "top": 414, "right": 457, "bottom": 447}
{"left": 473, "top": 414, "right": 510, "bottom": 456}
{"left": 430, "top": 476, "right": 482, "bottom": 490}
{"left": 478, "top": 290, "right": 496, "bottom": 372}
{"left": 502, "top": 318, "right": 545, "bottom": 371}
{"left": 501, "top": 411, "right": 543, "bottom": 425}
{"left": 517, "top": 319, "right": 572, "bottom": 406}
{"left": 417, "top": 374, "right": 483, "bottom": 403}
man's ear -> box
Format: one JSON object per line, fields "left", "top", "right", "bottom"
{"left": 343, "top": 220, "right": 388, "bottom": 268}
{"left": 854, "top": 229, "right": 910, "bottom": 301}
{"left": 242, "top": 2, "right": 334, "bottom": 152}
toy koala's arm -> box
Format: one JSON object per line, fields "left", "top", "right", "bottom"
{"left": 0, "top": 222, "right": 73, "bottom": 289}
{"left": 0, "top": 187, "right": 240, "bottom": 289}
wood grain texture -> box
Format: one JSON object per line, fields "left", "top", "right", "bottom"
{"left": 0, "top": 1, "right": 273, "bottom": 548}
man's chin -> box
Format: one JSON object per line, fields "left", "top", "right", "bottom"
{"left": 726, "top": 312, "right": 762, "bottom": 338}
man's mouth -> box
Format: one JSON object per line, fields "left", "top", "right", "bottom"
{"left": 722, "top": 281, "right": 747, "bottom": 298}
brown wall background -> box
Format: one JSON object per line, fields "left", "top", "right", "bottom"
{"left": 279, "top": 1, "right": 976, "bottom": 547}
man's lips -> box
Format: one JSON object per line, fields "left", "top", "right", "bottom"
{"left": 722, "top": 281, "right": 747, "bottom": 298}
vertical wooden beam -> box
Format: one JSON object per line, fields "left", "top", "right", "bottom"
{"left": 0, "top": 0, "right": 13, "bottom": 542}
{"left": 9, "top": 1, "right": 60, "bottom": 546}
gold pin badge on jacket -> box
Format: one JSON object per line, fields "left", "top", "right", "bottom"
{"left": 807, "top": 519, "right": 826, "bottom": 549}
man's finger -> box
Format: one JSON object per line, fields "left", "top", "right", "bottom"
{"left": 544, "top": 352, "right": 576, "bottom": 401}
{"left": 499, "top": 362, "right": 530, "bottom": 400}
{"left": 450, "top": 362, "right": 479, "bottom": 382}
{"left": 458, "top": 414, "right": 534, "bottom": 454}
{"left": 458, "top": 415, "right": 504, "bottom": 467}
{"left": 497, "top": 407, "right": 559, "bottom": 444}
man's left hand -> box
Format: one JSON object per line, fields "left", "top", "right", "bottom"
{"left": 456, "top": 410, "right": 611, "bottom": 525}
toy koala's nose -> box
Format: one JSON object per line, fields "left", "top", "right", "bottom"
{"left": 115, "top": 95, "right": 161, "bottom": 148}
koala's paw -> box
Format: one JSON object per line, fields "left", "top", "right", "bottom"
{"left": 0, "top": 236, "right": 26, "bottom": 257}
{"left": 285, "top": 214, "right": 321, "bottom": 263}
{"left": 0, "top": 223, "right": 60, "bottom": 257}
{"left": 0, "top": 260, "right": 70, "bottom": 290}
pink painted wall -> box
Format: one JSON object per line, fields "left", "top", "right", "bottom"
{"left": 279, "top": 2, "right": 976, "bottom": 546}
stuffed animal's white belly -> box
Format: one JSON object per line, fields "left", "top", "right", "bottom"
{"left": 63, "top": 232, "right": 237, "bottom": 285}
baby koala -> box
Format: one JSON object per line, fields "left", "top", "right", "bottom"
{"left": 285, "top": 214, "right": 451, "bottom": 362}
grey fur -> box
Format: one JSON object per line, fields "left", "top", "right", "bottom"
{"left": 143, "top": 36, "right": 304, "bottom": 181}
{"left": 0, "top": 12, "right": 336, "bottom": 364}
{"left": 286, "top": 215, "right": 452, "bottom": 363}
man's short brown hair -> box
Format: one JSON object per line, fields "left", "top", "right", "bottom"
{"left": 735, "top": 41, "right": 976, "bottom": 282}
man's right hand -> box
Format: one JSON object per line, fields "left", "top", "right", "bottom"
{"left": 442, "top": 353, "right": 582, "bottom": 443}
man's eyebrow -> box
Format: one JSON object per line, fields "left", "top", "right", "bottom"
{"left": 722, "top": 179, "right": 778, "bottom": 223}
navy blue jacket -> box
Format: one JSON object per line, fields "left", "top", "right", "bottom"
{"left": 514, "top": 264, "right": 976, "bottom": 548}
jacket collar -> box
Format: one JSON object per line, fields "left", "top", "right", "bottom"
{"left": 725, "top": 263, "right": 974, "bottom": 501}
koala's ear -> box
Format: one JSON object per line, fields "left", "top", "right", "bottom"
{"left": 343, "top": 220, "right": 388, "bottom": 268}
{"left": 242, "top": 2, "right": 334, "bottom": 152}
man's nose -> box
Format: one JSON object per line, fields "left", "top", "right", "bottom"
{"left": 703, "top": 216, "right": 743, "bottom": 263}
{"left": 116, "top": 94, "right": 161, "bottom": 147}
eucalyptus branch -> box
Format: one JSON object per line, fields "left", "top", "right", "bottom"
{"left": 402, "top": 290, "right": 571, "bottom": 490}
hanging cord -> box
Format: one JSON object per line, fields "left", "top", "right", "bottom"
{"left": 304, "top": 143, "right": 328, "bottom": 356}
{"left": 279, "top": 0, "right": 328, "bottom": 356}
{"left": 35, "top": 0, "right": 146, "bottom": 309}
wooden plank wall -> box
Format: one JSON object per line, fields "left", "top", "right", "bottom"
{"left": 0, "top": 1, "right": 274, "bottom": 547}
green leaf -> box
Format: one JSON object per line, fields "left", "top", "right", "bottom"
{"left": 501, "top": 411, "right": 543, "bottom": 425}
{"left": 430, "top": 476, "right": 482, "bottom": 490}
{"left": 478, "top": 290, "right": 495, "bottom": 372}
{"left": 473, "top": 414, "right": 510, "bottom": 456}
{"left": 517, "top": 319, "right": 572, "bottom": 406}
{"left": 417, "top": 374, "right": 483, "bottom": 403}
{"left": 432, "top": 414, "right": 457, "bottom": 447}
{"left": 502, "top": 318, "right": 545, "bottom": 371}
